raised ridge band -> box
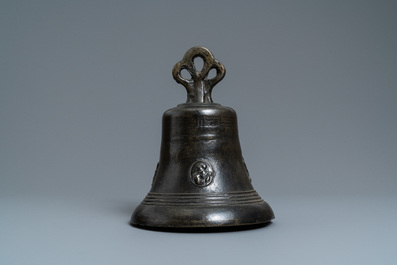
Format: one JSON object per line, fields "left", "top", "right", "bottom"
{"left": 141, "top": 190, "right": 264, "bottom": 207}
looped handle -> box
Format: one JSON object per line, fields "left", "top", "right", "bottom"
{"left": 172, "top": 46, "right": 226, "bottom": 103}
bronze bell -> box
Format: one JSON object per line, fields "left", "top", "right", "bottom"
{"left": 131, "top": 46, "right": 274, "bottom": 230}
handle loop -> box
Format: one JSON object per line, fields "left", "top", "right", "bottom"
{"left": 172, "top": 47, "right": 226, "bottom": 103}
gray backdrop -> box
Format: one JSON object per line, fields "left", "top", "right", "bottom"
{"left": 1, "top": 1, "right": 396, "bottom": 264}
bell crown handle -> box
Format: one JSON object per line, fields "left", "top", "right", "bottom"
{"left": 172, "top": 46, "right": 226, "bottom": 103}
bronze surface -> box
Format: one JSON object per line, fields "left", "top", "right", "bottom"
{"left": 131, "top": 47, "right": 274, "bottom": 231}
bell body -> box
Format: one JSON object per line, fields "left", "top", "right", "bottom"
{"left": 131, "top": 46, "right": 274, "bottom": 230}
{"left": 131, "top": 103, "right": 274, "bottom": 228}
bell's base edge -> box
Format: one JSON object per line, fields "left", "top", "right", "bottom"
{"left": 130, "top": 220, "right": 273, "bottom": 233}
{"left": 130, "top": 201, "right": 274, "bottom": 230}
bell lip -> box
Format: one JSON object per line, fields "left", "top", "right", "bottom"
{"left": 130, "top": 201, "right": 275, "bottom": 231}
{"left": 130, "top": 219, "right": 274, "bottom": 233}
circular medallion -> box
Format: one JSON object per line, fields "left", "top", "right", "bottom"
{"left": 190, "top": 161, "right": 214, "bottom": 187}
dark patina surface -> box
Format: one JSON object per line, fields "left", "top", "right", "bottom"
{"left": 131, "top": 47, "right": 274, "bottom": 230}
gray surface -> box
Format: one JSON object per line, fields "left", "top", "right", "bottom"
{"left": 1, "top": 1, "right": 396, "bottom": 264}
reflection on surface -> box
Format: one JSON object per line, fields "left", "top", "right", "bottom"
{"left": 207, "top": 212, "right": 233, "bottom": 223}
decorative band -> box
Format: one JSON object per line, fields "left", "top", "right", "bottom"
{"left": 141, "top": 190, "right": 264, "bottom": 207}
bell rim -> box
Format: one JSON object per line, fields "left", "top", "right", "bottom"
{"left": 130, "top": 200, "right": 275, "bottom": 229}
{"left": 130, "top": 220, "right": 274, "bottom": 232}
